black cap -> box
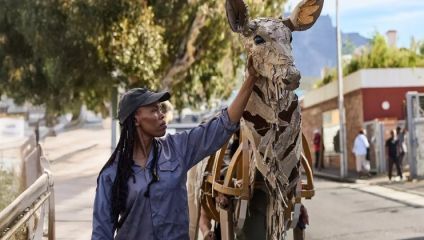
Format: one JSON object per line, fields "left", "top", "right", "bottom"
{"left": 118, "top": 88, "right": 171, "bottom": 124}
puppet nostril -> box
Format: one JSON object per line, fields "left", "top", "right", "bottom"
{"left": 291, "top": 72, "right": 301, "bottom": 83}
{"left": 288, "top": 67, "right": 301, "bottom": 83}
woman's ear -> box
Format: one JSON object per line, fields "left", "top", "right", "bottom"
{"left": 134, "top": 117, "right": 140, "bottom": 126}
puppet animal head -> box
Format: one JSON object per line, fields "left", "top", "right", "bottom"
{"left": 226, "top": 0, "right": 323, "bottom": 92}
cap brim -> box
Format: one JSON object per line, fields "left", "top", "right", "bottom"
{"left": 141, "top": 91, "right": 171, "bottom": 106}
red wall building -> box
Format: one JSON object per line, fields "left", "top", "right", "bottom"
{"left": 301, "top": 68, "right": 424, "bottom": 172}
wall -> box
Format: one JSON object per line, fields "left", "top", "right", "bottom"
{"left": 302, "top": 90, "right": 363, "bottom": 171}
{"left": 362, "top": 87, "right": 424, "bottom": 121}
{"left": 345, "top": 90, "right": 364, "bottom": 170}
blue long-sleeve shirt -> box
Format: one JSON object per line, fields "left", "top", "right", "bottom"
{"left": 92, "top": 109, "right": 239, "bottom": 240}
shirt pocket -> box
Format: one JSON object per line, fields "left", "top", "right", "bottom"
{"left": 158, "top": 160, "right": 180, "bottom": 172}
{"left": 158, "top": 160, "right": 181, "bottom": 190}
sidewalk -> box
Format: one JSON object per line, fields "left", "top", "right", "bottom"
{"left": 313, "top": 166, "right": 424, "bottom": 198}
{"left": 42, "top": 121, "right": 111, "bottom": 240}
{"left": 43, "top": 126, "right": 101, "bottom": 163}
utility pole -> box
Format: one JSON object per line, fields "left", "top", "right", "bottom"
{"left": 111, "top": 86, "right": 118, "bottom": 153}
{"left": 406, "top": 91, "right": 418, "bottom": 179}
{"left": 111, "top": 69, "right": 124, "bottom": 152}
{"left": 336, "top": 0, "right": 348, "bottom": 178}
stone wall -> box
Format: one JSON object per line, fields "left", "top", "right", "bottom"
{"left": 345, "top": 90, "right": 364, "bottom": 170}
{"left": 302, "top": 90, "right": 363, "bottom": 171}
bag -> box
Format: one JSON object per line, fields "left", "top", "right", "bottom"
{"left": 365, "top": 147, "right": 370, "bottom": 161}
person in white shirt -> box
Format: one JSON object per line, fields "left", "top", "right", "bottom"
{"left": 352, "top": 129, "right": 370, "bottom": 177}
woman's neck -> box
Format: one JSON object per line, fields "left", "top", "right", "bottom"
{"left": 133, "top": 130, "right": 153, "bottom": 168}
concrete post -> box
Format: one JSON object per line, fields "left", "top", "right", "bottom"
{"left": 336, "top": 0, "right": 348, "bottom": 178}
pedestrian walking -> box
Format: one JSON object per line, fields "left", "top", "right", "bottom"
{"left": 352, "top": 129, "right": 370, "bottom": 177}
{"left": 386, "top": 130, "right": 403, "bottom": 181}
{"left": 396, "top": 126, "right": 407, "bottom": 171}
{"left": 313, "top": 129, "right": 324, "bottom": 169}
{"left": 91, "top": 58, "right": 259, "bottom": 239}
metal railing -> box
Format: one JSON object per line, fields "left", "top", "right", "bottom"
{"left": 0, "top": 144, "right": 55, "bottom": 239}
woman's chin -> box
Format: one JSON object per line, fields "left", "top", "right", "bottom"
{"left": 156, "top": 129, "right": 167, "bottom": 137}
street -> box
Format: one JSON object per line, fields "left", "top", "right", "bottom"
{"left": 44, "top": 124, "right": 424, "bottom": 240}
{"left": 292, "top": 179, "right": 424, "bottom": 240}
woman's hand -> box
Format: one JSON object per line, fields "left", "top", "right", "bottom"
{"left": 227, "top": 55, "right": 260, "bottom": 123}
{"left": 246, "top": 56, "right": 259, "bottom": 81}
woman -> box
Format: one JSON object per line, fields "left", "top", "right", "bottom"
{"left": 352, "top": 129, "right": 370, "bottom": 177}
{"left": 91, "top": 58, "right": 258, "bottom": 239}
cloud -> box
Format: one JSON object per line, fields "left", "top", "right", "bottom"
{"left": 287, "top": 0, "right": 424, "bottom": 16}
{"left": 373, "top": 10, "right": 424, "bottom": 24}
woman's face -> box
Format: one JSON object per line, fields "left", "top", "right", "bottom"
{"left": 134, "top": 102, "right": 167, "bottom": 138}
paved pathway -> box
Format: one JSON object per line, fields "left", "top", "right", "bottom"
{"left": 43, "top": 123, "right": 111, "bottom": 239}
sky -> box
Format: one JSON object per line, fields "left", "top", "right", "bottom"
{"left": 286, "top": 0, "right": 424, "bottom": 48}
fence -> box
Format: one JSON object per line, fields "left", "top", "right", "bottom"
{"left": 406, "top": 92, "right": 424, "bottom": 178}
{"left": 0, "top": 143, "right": 55, "bottom": 239}
{"left": 363, "top": 119, "right": 402, "bottom": 174}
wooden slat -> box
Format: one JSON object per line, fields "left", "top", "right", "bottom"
{"left": 1, "top": 192, "right": 50, "bottom": 239}
{"left": 219, "top": 205, "right": 234, "bottom": 240}
{"left": 211, "top": 142, "right": 229, "bottom": 197}
{"left": 301, "top": 133, "right": 315, "bottom": 199}
{"left": 300, "top": 153, "right": 315, "bottom": 198}
{"left": 301, "top": 133, "right": 313, "bottom": 170}
{"left": 0, "top": 174, "right": 49, "bottom": 231}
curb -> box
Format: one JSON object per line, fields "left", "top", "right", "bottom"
{"left": 313, "top": 172, "right": 357, "bottom": 183}
{"left": 347, "top": 184, "right": 424, "bottom": 208}
{"left": 375, "top": 183, "right": 424, "bottom": 198}
{"left": 313, "top": 172, "right": 424, "bottom": 199}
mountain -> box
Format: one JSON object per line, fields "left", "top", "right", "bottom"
{"left": 291, "top": 14, "right": 370, "bottom": 87}
{"left": 344, "top": 32, "right": 370, "bottom": 47}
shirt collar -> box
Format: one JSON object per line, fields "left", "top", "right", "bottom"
{"left": 131, "top": 146, "right": 154, "bottom": 173}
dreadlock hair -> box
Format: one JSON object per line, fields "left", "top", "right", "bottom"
{"left": 96, "top": 112, "right": 137, "bottom": 229}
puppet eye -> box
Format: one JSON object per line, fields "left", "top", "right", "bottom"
{"left": 290, "top": 34, "right": 293, "bottom": 43}
{"left": 254, "top": 35, "right": 265, "bottom": 45}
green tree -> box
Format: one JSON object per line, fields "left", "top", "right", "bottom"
{"left": 315, "top": 33, "right": 424, "bottom": 87}
{"left": 149, "top": 0, "right": 287, "bottom": 109}
{"left": 0, "top": 0, "right": 113, "bottom": 124}
{"left": 314, "top": 67, "right": 336, "bottom": 88}
{"left": 0, "top": 0, "right": 287, "bottom": 123}
{"left": 419, "top": 41, "right": 424, "bottom": 55}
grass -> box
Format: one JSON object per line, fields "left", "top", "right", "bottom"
{"left": 0, "top": 169, "right": 21, "bottom": 211}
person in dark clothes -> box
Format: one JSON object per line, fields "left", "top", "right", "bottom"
{"left": 396, "top": 126, "right": 407, "bottom": 172}
{"left": 313, "top": 129, "right": 323, "bottom": 169}
{"left": 385, "top": 130, "right": 403, "bottom": 181}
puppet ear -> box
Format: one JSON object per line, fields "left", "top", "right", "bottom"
{"left": 225, "top": 0, "right": 251, "bottom": 36}
{"left": 283, "top": 0, "right": 324, "bottom": 31}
